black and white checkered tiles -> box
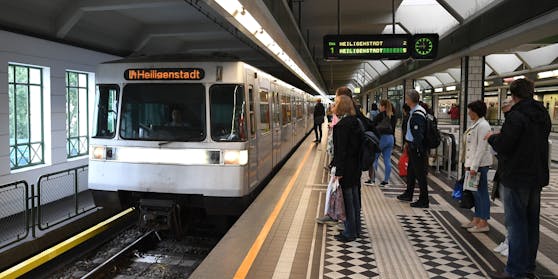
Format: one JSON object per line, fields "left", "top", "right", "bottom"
{"left": 398, "top": 215, "right": 485, "bottom": 279}
{"left": 323, "top": 217, "right": 380, "bottom": 279}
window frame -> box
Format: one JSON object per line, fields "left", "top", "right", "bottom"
{"left": 8, "top": 63, "right": 45, "bottom": 170}
{"left": 66, "top": 70, "right": 90, "bottom": 158}
{"left": 209, "top": 83, "right": 247, "bottom": 142}
{"left": 259, "top": 90, "right": 271, "bottom": 134}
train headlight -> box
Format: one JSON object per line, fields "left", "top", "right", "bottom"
{"left": 223, "top": 150, "right": 248, "bottom": 165}
{"left": 92, "top": 146, "right": 106, "bottom": 160}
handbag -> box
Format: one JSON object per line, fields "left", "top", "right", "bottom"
{"left": 460, "top": 190, "right": 475, "bottom": 209}
{"left": 376, "top": 116, "right": 392, "bottom": 135}
{"left": 398, "top": 147, "right": 409, "bottom": 177}
{"left": 327, "top": 179, "right": 346, "bottom": 222}
{"left": 463, "top": 171, "right": 480, "bottom": 191}
{"left": 452, "top": 177, "right": 464, "bottom": 200}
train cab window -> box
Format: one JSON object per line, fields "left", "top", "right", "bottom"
{"left": 248, "top": 86, "right": 256, "bottom": 138}
{"left": 259, "top": 91, "right": 271, "bottom": 133}
{"left": 119, "top": 83, "right": 205, "bottom": 141}
{"left": 93, "top": 84, "right": 119, "bottom": 138}
{"left": 210, "top": 84, "right": 247, "bottom": 142}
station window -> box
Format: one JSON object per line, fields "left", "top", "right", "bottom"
{"left": 259, "top": 91, "right": 271, "bottom": 133}
{"left": 66, "top": 71, "right": 89, "bottom": 158}
{"left": 8, "top": 64, "right": 44, "bottom": 169}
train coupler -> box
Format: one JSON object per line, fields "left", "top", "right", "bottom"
{"left": 138, "top": 199, "right": 182, "bottom": 237}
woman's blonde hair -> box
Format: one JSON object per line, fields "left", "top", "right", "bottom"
{"left": 334, "top": 95, "right": 356, "bottom": 116}
{"left": 380, "top": 99, "right": 394, "bottom": 118}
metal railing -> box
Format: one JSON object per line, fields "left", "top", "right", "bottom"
{"left": 0, "top": 181, "right": 30, "bottom": 249}
{"left": 37, "top": 165, "right": 95, "bottom": 230}
{"left": 0, "top": 165, "right": 95, "bottom": 249}
{"left": 434, "top": 132, "right": 457, "bottom": 180}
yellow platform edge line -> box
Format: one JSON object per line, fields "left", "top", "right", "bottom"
{"left": 0, "top": 207, "right": 135, "bottom": 279}
{"left": 234, "top": 143, "right": 314, "bottom": 279}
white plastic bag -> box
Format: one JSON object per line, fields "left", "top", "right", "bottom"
{"left": 463, "top": 171, "right": 480, "bottom": 191}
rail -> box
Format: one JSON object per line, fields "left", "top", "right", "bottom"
{"left": 0, "top": 165, "right": 96, "bottom": 249}
{"left": 0, "top": 181, "right": 30, "bottom": 250}
{"left": 434, "top": 132, "right": 457, "bottom": 180}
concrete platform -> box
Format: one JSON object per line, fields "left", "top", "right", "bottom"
{"left": 192, "top": 132, "right": 558, "bottom": 279}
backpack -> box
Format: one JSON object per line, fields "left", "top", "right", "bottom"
{"left": 357, "top": 118, "right": 380, "bottom": 171}
{"left": 414, "top": 110, "right": 441, "bottom": 149}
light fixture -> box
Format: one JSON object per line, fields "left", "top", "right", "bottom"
{"left": 434, "top": 88, "right": 443, "bottom": 93}
{"left": 445, "top": 85, "right": 456, "bottom": 91}
{"left": 354, "top": 87, "right": 361, "bottom": 93}
{"left": 214, "top": 0, "right": 326, "bottom": 97}
{"left": 537, "top": 70, "right": 558, "bottom": 79}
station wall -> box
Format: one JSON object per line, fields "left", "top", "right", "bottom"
{"left": 0, "top": 30, "right": 118, "bottom": 187}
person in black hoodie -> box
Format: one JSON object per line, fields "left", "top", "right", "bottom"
{"left": 313, "top": 98, "right": 326, "bottom": 142}
{"left": 486, "top": 79, "right": 551, "bottom": 279}
{"left": 332, "top": 95, "right": 363, "bottom": 242}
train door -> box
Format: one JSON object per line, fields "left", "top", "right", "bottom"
{"left": 257, "top": 79, "right": 273, "bottom": 179}
{"left": 246, "top": 82, "right": 258, "bottom": 188}
{"left": 271, "top": 88, "right": 281, "bottom": 167}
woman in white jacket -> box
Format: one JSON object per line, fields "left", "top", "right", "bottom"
{"left": 461, "top": 100, "right": 493, "bottom": 233}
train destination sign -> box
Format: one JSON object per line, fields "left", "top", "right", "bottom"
{"left": 324, "top": 34, "right": 438, "bottom": 60}
{"left": 124, "top": 68, "right": 205, "bottom": 80}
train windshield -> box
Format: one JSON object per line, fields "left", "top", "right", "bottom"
{"left": 210, "top": 84, "right": 247, "bottom": 142}
{"left": 119, "top": 83, "right": 206, "bottom": 141}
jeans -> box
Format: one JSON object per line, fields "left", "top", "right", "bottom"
{"left": 405, "top": 145, "right": 429, "bottom": 202}
{"left": 313, "top": 122, "right": 322, "bottom": 140}
{"left": 472, "top": 166, "right": 490, "bottom": 220}
{"left": 342, "top": 185, "right": 361, "bottom": 238}
{"left": 374, "top": 134, "right": 394, "bottom": 182}
{"left": 503, "top": 186, "right": 541, "bottom": 277}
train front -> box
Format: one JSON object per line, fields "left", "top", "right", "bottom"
{"left": 88, "top": 61, "right": 251, "bottom": 215}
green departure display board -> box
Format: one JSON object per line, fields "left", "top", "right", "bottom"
{"left": 323, "top": 34, "right": 438, "bottom": 60}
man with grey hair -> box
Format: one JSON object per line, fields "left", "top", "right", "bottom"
{"left": 397, "top": 90, "right": 430, "bottom": 208}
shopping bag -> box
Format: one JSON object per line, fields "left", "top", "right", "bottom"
{"left": 463, "top": 171, "right": 480, "bottom": 191}
{"left": 324, "top": 167, "right": 336, "bottom": 215}
{"left": 460, "top": 190, "right": 475, "bottom": 209}
{"left": 327, "top": 179, "right": 346, "bottom": 222}
{"left": 452, "top": 177, "right": 464, "bottom": 200}
{"left": 398, "top": 148, "right": 409, "bottom": 177}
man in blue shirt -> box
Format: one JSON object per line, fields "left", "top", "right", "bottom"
{"left": 397, "top": 90, "right": 429, "bottom": 208}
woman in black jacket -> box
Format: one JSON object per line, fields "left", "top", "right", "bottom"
{"left": 332, "top": 95, "right": 363, "bottom": 242}
{"left": 365, "top": 100, "right": 397, "bottom": 186}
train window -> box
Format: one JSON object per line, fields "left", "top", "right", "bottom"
{"left": 93, "top": 84, "right": 119, "bottom": 139}
{"left": 281, "top": 96, "right": 291, "bottom": 125}
{"left": 296, "top": 98, "right": 303, "bottom": 120}
{"left": 259, "top": 91, "right": 271, "bottom": 133}
{"left": 210, "top": 84, "right": 247, "bottom": 142}
{"left": 248, "top": 86, "right": 256, "bottom": 138}
{"left": 119, "top": 83, "right": 205, "bottom": 142}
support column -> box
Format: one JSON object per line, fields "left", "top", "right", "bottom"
{"left": 403, "top": 79, "right": 414, "bottom": 100}
{"left": 498, "top": 87, "right": 508, "bottom": 123}
{"left": 458, "top": 56, "right": 484, "bottom": 178}
{"left": 381, "top": 87, "right": 388, "bottom": 100}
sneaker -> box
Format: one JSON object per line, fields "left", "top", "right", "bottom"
{"left": 380, "top": 181, "right": 388, "bottom": 187}
{"left": 500, "top": 247, "right": 508, "bottom": 257}
{"left": 316, "top": 215, "right": 336, "bottom": 224}
{"left": 397, "top": 193, "right": 412, "bottom": 202}
{"left": 468, "top": 225, "right": 490, "bottom": 233}
{"left": 461, "top": 222, "right": 476, "bottom": 228}
{"left": 364, "top": 180, "right": 375, "bottom": 185}
{"left": 493, "top": 242, "right": 508, "bottom": 253}
{"left": 337, "top": 222, "right": 345, "bottom": 230}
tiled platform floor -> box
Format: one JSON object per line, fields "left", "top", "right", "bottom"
{"left": 193, "top": 134, "right": 558, "bottom": 279}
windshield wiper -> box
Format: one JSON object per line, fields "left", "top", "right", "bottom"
{"left": 158, "top": 141, "right": 176, "bottom": 147}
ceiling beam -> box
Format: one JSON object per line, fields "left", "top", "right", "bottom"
{"left": 55, "top": 0, "right": 182, "bottom": 38}
{"left": 435, "top": 0, "right": 464, "bottom": 24}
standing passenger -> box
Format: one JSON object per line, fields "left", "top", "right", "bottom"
{"left": 486, "top": 79, "right": 551, "bottom": 279}
{"left": 460, "top": 100, "right": 493, "bottom": 233}
{"left": 332, "top": 95, "right": 363, "bottom": 242}
{"left": 368, "top": 103, "right": 379, "bottom": 121}
{"left": 397, "top": 90, "right": 430, "bottom": 208}
{"left": 365, "top": 100, "right": 397, "bottom": 186}
{"left": 313, "top": 98, "right": 325, "bottom": 143}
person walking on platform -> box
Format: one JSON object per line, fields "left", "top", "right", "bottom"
{"left": 448, "top": 103, "right": 460, "bottom": 124}
{"left": 486, "top": 79, "right": 551, "bottom": 279}
{"left": 313, "top": 98, "right": 325, "bottom": 143}
{"left": 332, "top": 95, "right": 363, "bottom": 242}
{"left": 460, "top": 100, "right": 493, "bottom": 233}
{"left": 365, "top": 99, "right": 397, "bottom": 186}
{"left": 397, "top": 90, "right": 430, "bottom": 208}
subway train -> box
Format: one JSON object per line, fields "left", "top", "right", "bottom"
{"left": 88, "top": 57, "right": 316, "bottom": 219}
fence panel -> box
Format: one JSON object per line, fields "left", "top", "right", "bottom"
{"left": 0, "top": 181, "right": 29, "bottom": 249}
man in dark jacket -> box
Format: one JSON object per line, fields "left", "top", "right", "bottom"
{"left": 397, "top": 90, "right": 429, "bottom": 208}
{"left": 313, "top": 98, "right": 325, "bottom": 142}
{"left": 486, "top": 79, "right": 551, "bottom": 279}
